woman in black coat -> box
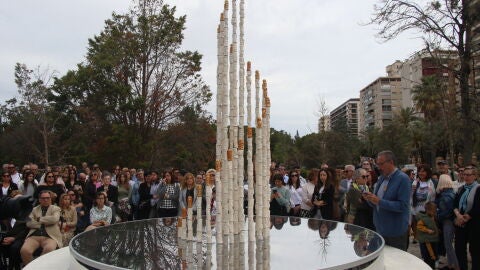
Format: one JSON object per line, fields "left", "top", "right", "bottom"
{"left": 137, "top": 173, "right": 153, "bottom": 220}
{"left": 312, "top": 168, "right": 334, "bottom": 220}
{"left": 1, "top": 173, "right": 18, "bottom": 199}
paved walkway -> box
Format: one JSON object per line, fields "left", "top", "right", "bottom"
{"left": 406, "top": 236, "right": 471, "bottom": 269}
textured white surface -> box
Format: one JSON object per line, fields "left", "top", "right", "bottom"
{"left": 383, "top": 246, "right": 431, "bottom": 270}
{"left": 23, "top": 247, "right": 85, "bottom": 270}
{"left": 24, "top": 243, "right": 431, "bottom": 270}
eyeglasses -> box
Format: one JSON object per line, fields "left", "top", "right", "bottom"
{"left": 377, "top": 160, "right": 390, "bottom": 166}
{"left": 361, "top": 175, "right": 369, "bottom": 179}
{"left": 39, "top": 197, "right": 51, "bottom": 200}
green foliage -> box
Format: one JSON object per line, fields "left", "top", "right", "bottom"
{"left": 0, "top": 1, "right": 211, "bottom": 168}
{"left": 155, "top": 105, "right": 216, "bottom": 171}
{"left": 270, "top": 129, "right": 296, "bottom": 166}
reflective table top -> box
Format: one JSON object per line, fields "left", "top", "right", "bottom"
{"left": 70, "top": 216, "right": 384, "bottom": 270}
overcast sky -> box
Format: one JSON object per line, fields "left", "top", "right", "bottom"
{"left": 0, "top": 0, "right": 424, "bottom": 136}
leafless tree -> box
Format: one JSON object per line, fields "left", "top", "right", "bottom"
{"left": 368, "top": 0, "right": 479, "bottom": 163}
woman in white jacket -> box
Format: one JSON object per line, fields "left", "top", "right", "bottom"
{"left": 179, "top": 173, "right": 198, "bottom": 214}
{"left": 300, "top": 169, "right": 319, "bottom": 218}
{"left": 288, "top": 170, "right": 303, "bottom": 216}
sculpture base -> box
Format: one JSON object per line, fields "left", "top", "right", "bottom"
{"left": 23, "top": 245, "right": 430, "bottom": 270}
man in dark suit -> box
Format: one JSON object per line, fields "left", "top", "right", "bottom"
{"left": 363, "top": 150, "right": 411, "bottom": 251}
{"left": 1, "top": 220, "right": 28, "bottom": 270}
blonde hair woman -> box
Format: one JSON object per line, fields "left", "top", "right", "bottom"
{"left": 436, "top": 174, "right": 459, "bottom": 270}
{"left": 58, "top": 193, "right": 77, "bottom": 246}
{"left": 179, "top": 173, "right": 198, "bottom": 214}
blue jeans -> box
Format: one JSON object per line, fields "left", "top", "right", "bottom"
{"left": 441, "top": 219, "right": 459, "bottom": 268}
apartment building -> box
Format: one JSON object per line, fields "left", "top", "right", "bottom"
{"left": 329, "top": 98, "right": 359, "bottom": 136}
{"left": 358, "top": 77, "right": 402, "bottom": 134}
{"left": 399, "top": 50, "right": 454, "bottom": 109}
{"left": 471, "top": 0, "right": 480, "bottom": 89}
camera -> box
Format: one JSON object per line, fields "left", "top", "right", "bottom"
{"left": 0, "top": 195, "right": 33, "bottom": 221}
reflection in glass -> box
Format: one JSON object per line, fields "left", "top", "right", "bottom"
{"left": 71, "top": 216, "right": 384, "bottom": 270}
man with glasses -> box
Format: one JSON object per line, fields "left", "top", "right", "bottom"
{"left": 20, "top": 190, "right": 62, "bottom": 266}
{"left": 339, "top": 165, "right": 355, "bottom": 220}
{"left": 453, "top": 166, "right": 479, "bottom": 270}
{"left": 363, "top": 150, "right": 411, "bottom": 251}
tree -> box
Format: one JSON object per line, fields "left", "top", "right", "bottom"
{"left": 270, "top": 129, "right": 297, "bottom": 167}
{"left": 156, "top": 105, "right": 215, "bottom": 171}
{"left": 369, "top": 0, "right": 479, "bottom": 163}
{"left": 396, "top": 107, "right": 417, "bottom": 129}
{"left": 0, "top": 64, "right": 68, "bottom": 166}
{"left": 52, "top": 0, "right": 211, "bottom": 165}
{"left": 412, "top": 75, "right": 458, "bottom": 164}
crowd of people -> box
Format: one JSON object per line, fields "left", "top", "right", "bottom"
{"left": 269, "top": 151, "right": 478, "bottom": 270}
{"left": 0, "top": 150, "right": 478, "bottom": 269}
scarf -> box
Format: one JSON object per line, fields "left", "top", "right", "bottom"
{"left": 459, "top": 181, "right": 478, "bottom": 212}
{"left": 352, "top": 182, "right": 369, "bottom": 193}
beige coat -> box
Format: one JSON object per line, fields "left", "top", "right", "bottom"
{"left": 26, "top": 205, "right": 63, "bottom": 248}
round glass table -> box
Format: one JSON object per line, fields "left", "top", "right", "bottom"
{"left": 70, "top": 216, "right": 384, "bottom": 269}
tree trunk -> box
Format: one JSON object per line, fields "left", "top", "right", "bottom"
{"left": 459, "top": 0, "right": 474, "bottom": 164}
{"left": 42, "top": 122, "right": 49, "bottom": 167}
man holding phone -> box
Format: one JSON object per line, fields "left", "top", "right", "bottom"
{"left": 362, "top": 151, "right": 411, "bottom": 251}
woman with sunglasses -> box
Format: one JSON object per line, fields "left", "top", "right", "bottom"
{"left": 1, "top": 173, "right": 18, "bottom": 199}
{"left": 345, "top": 169, "right": 374, "bottom": 230}
{"left": 287, "top": 171, "right": 302, "bottom": 216}
{"left": 35, "top": 172, "right": 64, "bottom": 205}
{"left": 68, "top": 189, "right": 88, "bottom": 232}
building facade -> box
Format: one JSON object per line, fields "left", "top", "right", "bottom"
{"left": 358, "top": 77, "right": 402, "bottom": 134}
{"left": 399, "top": 50, "right": 453, "bottom": 109}
{"left": 329, "top": 98, "right": 359, "bottom": 136}
{"left": 471, "top": 0, "right": 480, "bottom": 90}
